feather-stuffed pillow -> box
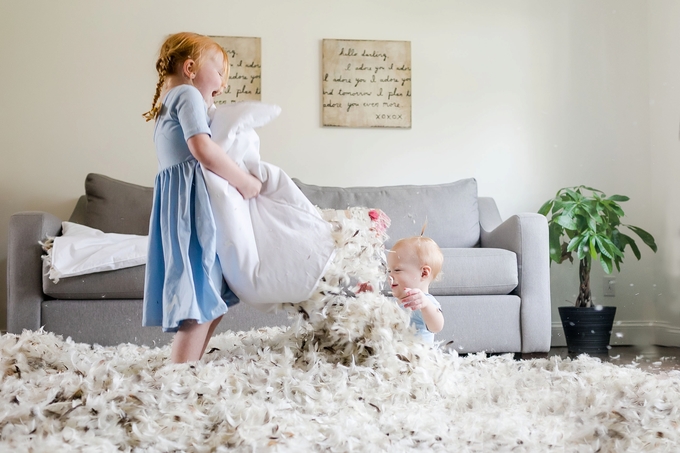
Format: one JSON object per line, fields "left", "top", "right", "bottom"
{"left": 42, "top": 222, "right": 148, "bottom": 283}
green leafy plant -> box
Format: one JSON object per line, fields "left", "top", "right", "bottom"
{"left": 538, "top": 186, "right": 657, "bottom": 308}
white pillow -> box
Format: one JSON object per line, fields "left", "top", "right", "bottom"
{"left": 209, "top": 101, "right": 281, "bottom": 135}
{"left": 43, "top": 222, "right": 148, "bottom": 283}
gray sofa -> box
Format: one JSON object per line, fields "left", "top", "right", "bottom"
{"left": 7, "top": 173, "right": 551, "bottom": 353}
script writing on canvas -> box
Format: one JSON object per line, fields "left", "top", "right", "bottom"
{"left": 322, "top": 39, "right": 411, "bottom": 128}
{"left": 210, "top": 36, "right": 261, "bottom": 104}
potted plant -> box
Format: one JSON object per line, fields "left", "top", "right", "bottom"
{"left": 538, "top": 186, "right": 657, "bottom": 354}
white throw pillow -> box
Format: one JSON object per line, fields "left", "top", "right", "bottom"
{"left": 44, "top": 222, "right": 148, "bottom": 283}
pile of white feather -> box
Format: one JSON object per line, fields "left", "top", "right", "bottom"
{"left": 2, "top": 208, "right": 680, "bottom": 452}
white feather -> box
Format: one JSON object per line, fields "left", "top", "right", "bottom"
{"left": 2, "top": 208, "right": 679, "bottom": 451}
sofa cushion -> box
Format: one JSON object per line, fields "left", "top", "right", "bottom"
{"left": 294, "top": 178, "right": 480, "bottom": 248}
{"left": 429, "top": 248, "right": 518, "bottom": 296}
{"left": 43, "top": 260, "right": 145, "bottom": 299}
{"left": 83, "top": 173, "right": 154, "bottom": 235}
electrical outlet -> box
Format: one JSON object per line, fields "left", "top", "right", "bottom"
{"left": 604, "top": 277, "right": 616, "bottom": 297}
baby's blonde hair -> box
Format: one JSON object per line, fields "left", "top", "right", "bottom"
{"left": 391, "top": 236, "right": 444, "bottom": 280}
{"left": 143, "top": 32, "right": 230, "bottom": 122}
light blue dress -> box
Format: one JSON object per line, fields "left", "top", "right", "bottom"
{"left": 143, "top": 85, "right": 238, "bottom": 332}
{"left": 399, "top": 293, "right": 442, "bottom": 345}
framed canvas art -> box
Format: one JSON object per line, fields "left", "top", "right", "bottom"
{"left": 210, "top": 36, "right": 261, "bottom": 104}
{"left": 322, "top": 39, "right": 411, "bottom": 128}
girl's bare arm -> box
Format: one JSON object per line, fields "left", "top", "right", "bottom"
{"left": 187, "top": 133, "right": 261, "bottom": 199}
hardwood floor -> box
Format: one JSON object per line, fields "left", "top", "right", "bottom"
{"left": 521, "top": 345, "right": 680, "bottom": 373}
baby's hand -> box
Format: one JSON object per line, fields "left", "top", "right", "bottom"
{"left": 237, "top": 174, "right": 262, "bottom": 200}
{"left": 400, "top": 288, "right": 430, "bottom": 311}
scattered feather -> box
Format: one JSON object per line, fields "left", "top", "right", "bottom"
{"left": 2, "top": 208, "right": 679, "bottom": 451}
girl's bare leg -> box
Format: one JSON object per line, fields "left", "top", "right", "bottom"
{"left": 170, "top": 319, "right": 213, "bottom": 363}
{"left": 201, "top": 315, "right": 223, "bottom": 356}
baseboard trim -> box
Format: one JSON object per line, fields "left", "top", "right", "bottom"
{"left": 551, "top": 320, "right": 671, "bottom": 347}
{"left": 653, "top": 322, "right": 680, "bottom": 346}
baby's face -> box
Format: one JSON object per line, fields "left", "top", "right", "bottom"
{"left": 387, "top": 247, "right": 426, "bottom": 299}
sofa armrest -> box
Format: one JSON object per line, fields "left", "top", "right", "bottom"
{"left": 7, "top": 211, "right": 62, "bottom": 334}
{"left": 479, "top": 197, "right": 503, "bottom": 232}
{"left": 480, "top": 212, "right": 551, "bottom": 353}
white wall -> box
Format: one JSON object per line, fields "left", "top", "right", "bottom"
{"left": 0, "top": 0, "right": 671, "bottom": 340}
{"left": 649, "top": 0, "right": 680, "bottom": 344}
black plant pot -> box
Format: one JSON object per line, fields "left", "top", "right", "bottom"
{"left": 558, "top": 306, "right": 617, "bottom": 354}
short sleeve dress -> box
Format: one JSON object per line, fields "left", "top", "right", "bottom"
{"left": 143, "top": 84, "right": 238, "bottom": 332}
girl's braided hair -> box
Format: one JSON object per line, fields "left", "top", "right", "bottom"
{"left": 143, "top": 32, "right": 229, "bottom": 122}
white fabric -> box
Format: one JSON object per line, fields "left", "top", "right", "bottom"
{"left": 45, "top": 222, "right": 148, "bottom": 283}
{"left": 203, "top": 102, "right": 335, "bottom": 309}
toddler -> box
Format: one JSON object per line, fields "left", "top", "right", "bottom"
{"left": 387, "top": 236, "right": 445, "bottom": 344}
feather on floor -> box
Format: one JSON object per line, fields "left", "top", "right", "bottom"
{"left": 2, "top": 208, "right": 679, "bottom": 451}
